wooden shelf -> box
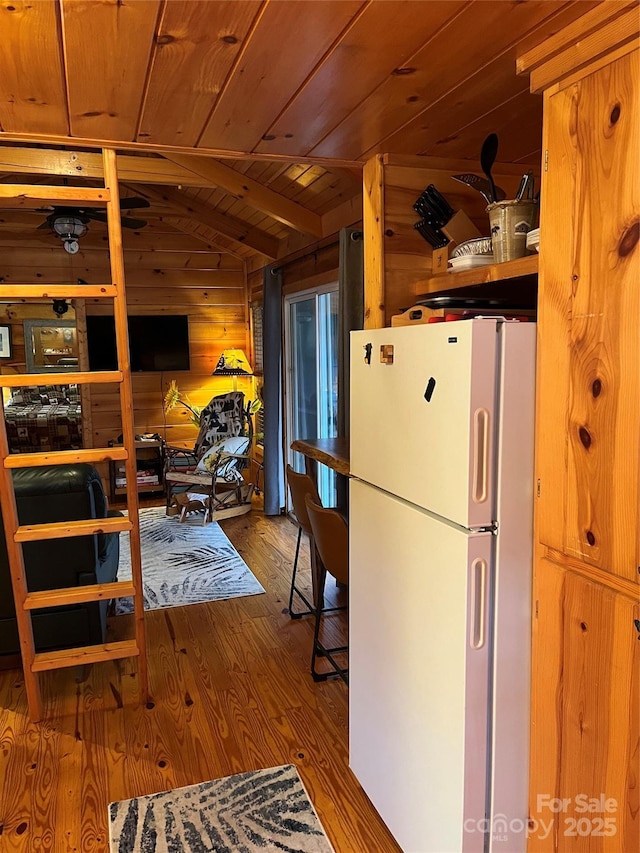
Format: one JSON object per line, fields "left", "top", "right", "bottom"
{"left": 114, "top": 483, "right": 162, "bottom": 495}
{"left": 110, "top": 439, "right": 165, "bottom": 500}
{"left": 418, "top": 254, "right": 539, "bottom": 296}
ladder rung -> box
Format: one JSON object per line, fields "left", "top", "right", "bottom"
{"left": 15, "top": 516, "right": 132, "bottom": 543}
{"left": 0, "top": 371, "right": 122, "bottom": 387}
{"left": 0, "top": 185, "right": 110, "bottom": 208}
{"left": 0, "top": 285, "right": 116, "bottom": 299}
{"left": 5, "top": 447, "right": 129, "bottom": 469}
{"left": 32, "top": 639, "right": 139, "bottom": 672}
{"left": 24, "top": 581, "right": 136, "bottom": 610}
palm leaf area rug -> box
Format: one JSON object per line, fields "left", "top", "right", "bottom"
{"left": 109, "top": 764, "right": 335, "bottom": 853}
{"left": 115, "top": 506, "right": 264, "bottom": 614}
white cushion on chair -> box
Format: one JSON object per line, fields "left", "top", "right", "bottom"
{"left": 196, "top": 436, "right": 250, "bottom": 482}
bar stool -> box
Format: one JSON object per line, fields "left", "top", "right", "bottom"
{"left": 285, "top": 464, "right": 322, "bottom": 618}
{"left": 304, "top": 494, "right": 349, "bottom": 685}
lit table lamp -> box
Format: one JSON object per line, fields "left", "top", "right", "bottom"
{"left": 212, "top": 348, "right": 253, "bottom": 392}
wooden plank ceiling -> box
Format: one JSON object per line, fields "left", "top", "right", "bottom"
{"left": 0, "top": 0, "right": 614, "bottom": 259}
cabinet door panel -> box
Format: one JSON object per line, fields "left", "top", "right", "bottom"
{"left": 529, "top": 557, "right": 640, "bottom": 851}
{"left": 536, "top": 49, "right": 640, "bottom": 581}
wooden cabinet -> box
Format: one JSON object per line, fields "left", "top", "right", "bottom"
{"left": 529, "top": 557, "right": 639, "bottom": 851}
{"left": 535, "top": 47, "right": 640, "bottom": 583}
{"left": 519, "top": 9, "right": 640, "bottom": 852}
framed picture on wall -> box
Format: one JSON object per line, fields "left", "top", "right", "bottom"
{"left": 0, "top": 325, "right": 11, "bottom": 359}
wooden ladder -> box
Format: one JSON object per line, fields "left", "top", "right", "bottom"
{"left": 0, "top": 148, "right": 148, "bottom": 722}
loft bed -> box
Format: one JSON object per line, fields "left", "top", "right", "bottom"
{"left": 3, "top": 384, "right": 82, "bottom": 453}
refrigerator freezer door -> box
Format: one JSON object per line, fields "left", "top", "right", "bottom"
{"left": 349, "top": 478, "right": 493, "bottom": 853}
{"left": 350, "top": 320, "right": 498, "bottom": 529}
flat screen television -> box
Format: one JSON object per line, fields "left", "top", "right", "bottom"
{"left": 86, "top": 315, "right": 190, "bottom": 372}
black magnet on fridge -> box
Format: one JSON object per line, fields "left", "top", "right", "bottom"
{"left": 424, "top": 377, "right": 437, "bottom": 403}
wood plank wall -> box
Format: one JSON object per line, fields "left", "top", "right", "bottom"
{"left": 0, "top": 228, "right": 251, "bottom": 456}
{"left": 247, "top": 239, "right": 341, "bottom": 304}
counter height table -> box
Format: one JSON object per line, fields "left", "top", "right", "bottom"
{"left": 290, "top": 436, "right": 350, "bottom": 479}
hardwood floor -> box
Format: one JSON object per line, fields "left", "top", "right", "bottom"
{"left": 0, "top": 505, "right": 401, "bottom": 852}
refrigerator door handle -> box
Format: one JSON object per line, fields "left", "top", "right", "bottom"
{"left": 472, "top": 407, "right": 490, "bottom": 504}
{"left": 469, "top": 557, "right": 487, "bottom": 649}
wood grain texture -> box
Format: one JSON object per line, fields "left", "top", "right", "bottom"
{"left": 517, "top": 0, "right": 635, "bottom": 76}
{"left": 536, "top": 48, "right": 640, "bottom": 580}
{"left": 290, "top": 437, "right": 350, "bottom": 477}
{"left": 103, "top": 146, "right": 149, "bottom": 707}
{"left": 139, "top": 1, "right": 260, "bottom": 146}
{"left": 520, "top": 2, "right": 640, "bottom": 93}
{"left": 60, "top": 0, "right": 162, "bottom": 141}
{"left": 0, "top": 217, "right": 250, "bottom": 467}
{"left": 24, "top": 581, "right": 137, "bottom": 610}
{"left": 0, "top": 364, "right": 42, "bottom": 719}
{"left": 197, "top": 0, "right": 363, "bottom": 152}
{"left": 310, "top": 0, "right": 569, "bottom": 160}
{"left": 0, "top": 146, "right": 215, "bottom": 187}
{"left": 418, "top": 255, "right": 538, "bottom": 296}
{"left": 0, "top": 244, "right": 242, "bottom": 270}
{"left": 529, "top": 556, "right": 640, "bottom": 852}
{"left": 14, "top": 515, "right": 131, "bottom": 543}
{"left": 3, "top": 447, "right": 128, "bottom": 469}
{"left": 0, "top": 0, "right": 592, "bottom": 277}
{"left": 0, "top": 507, "right": 401, "bottom": 853}
{"left": 254, "top": 0, "right": 466, "bottom": 157}
{"left": 0, "top": 0, "right": 594, "bottom": 169}
{"left": 165, "top": 154, "right": 323, "bottom": 236}
{"left": 0, "top": 0, "right": 68, "bottom": 136}
{"left": 32, "top": 639, "right": 140, "bottom": 672}
{"left": 0, "top": 185, "right": 109, "bottom": 207}
{"left": 0, "top": 371, "right": 122, "bottom": 387}
{"left": 362, "top": 154, "right": 384, "bottom": 329}
{"left": 133, "top": 184, "right": 279, "bottom": 258}
{"left": 0, "top": 285, "right": 115, "bottom": 299}
{"left": 361, "top": 155, "right": 532, "bottom": 325}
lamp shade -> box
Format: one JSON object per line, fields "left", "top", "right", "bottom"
{"left": 212, "top": 348, "right": 253, "bottom": 376}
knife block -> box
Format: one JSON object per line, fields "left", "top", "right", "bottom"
{"left": 431, "top": 210, "right": 482, "bottom": 274}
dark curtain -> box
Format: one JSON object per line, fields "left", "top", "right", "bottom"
{"left": 263, "top": 232, "right": 362, "bottom": 514}
{"left": 262, "top": 265, "right": 285, "bottom": 515}
{"left": 337, "top": 227, "right": 364, "bottom": 438}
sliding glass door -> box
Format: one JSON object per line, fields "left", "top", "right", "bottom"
{"left": 285, "top": 284, "right": 338, "bottom": 505}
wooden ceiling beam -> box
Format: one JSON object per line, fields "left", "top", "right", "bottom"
{"left": 0, "top": 132, "right": 362, "bottom": 169}
{"left": 0, "top": 146, "right": 209, "bottom": 186}
{"left": 127, "top": 184, "right": 278, "bottom": 259}
{"left": 164, "top": 153, "right": 324, "bottom": 237}
{"left": 321, "top": 194, "right": 363, "bottom": 237}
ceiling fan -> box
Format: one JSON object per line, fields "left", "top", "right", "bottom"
{"left": 36, "top": 197, "right": 151, "bottom": 254}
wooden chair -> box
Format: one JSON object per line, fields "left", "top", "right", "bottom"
{"left": 285, "top": 464, "right": 322, "bottom": 618}
{"left": 164, "top": 391, "right": 254, "bottom": 523}
{"left": 304, "top": 494, "right": 349, "bottom": 685}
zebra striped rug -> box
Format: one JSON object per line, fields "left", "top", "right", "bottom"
{"left": 115, "top": 506, "right": 264, "bottom": 614}
{"left": 108, "top": 764, "right": 334, "bottom": 852}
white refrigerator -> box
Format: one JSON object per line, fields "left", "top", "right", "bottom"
{"left": 349, "top": 318, "right": 536, "bottom": 853}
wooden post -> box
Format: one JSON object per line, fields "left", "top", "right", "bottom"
{"left": 73, "top": 298, "right": 94, "bottom": 449}
{"left": 362, "top": 154, "right": 385, "bottom": 330}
